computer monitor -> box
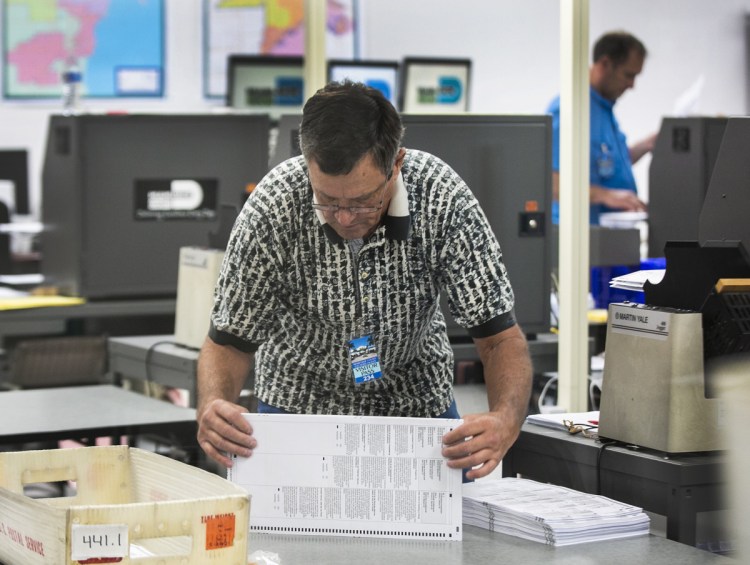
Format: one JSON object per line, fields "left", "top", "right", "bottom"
{"left": 327, "top": 60, "right": 400, "bottom": 108}
{"left": 400, "top": 57, "right": 471, "bottom": 114}
{"left": 400, "top": 114, "right": 551, "bottom": 336}
{"left": 226, "top": 55, "right": 305, "bottom": 120}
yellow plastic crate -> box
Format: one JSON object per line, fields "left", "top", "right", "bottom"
{"left": 0, "top": 445, "right": 250, "bottom": 564}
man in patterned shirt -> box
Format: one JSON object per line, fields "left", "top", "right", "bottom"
{"left": 197, "top": 81, "right": 532, "bottom": 480}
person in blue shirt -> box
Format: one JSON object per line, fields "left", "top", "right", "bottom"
{"left": 548, "top": 31, "right": 656, "bottom": 225}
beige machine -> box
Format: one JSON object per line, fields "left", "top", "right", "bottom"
{"left": 174, "top": 246, "right": 224, "bottom": 350}
{"left": 598, "top": 302, "right": 724, "bottom": 453}
{"left": 599, "top": 117, "right": 750, "bottom": 454}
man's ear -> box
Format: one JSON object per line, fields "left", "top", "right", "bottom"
{"left": 599, "top": 55, "right": 615, "bottom": 72}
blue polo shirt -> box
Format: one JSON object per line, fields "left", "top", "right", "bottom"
{"left": 547, "top": 87, "right": 638, "bottom": 225}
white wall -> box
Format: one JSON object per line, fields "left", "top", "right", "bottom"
{"left": 360, "top": 0, "right": 750, "bottom": 198}
{"left": 1, "top": 0, "right": 749, "bottom": 217}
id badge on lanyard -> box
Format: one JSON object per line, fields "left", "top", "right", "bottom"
{"left": 597, "top": 142, "right": 615, "bottom": 179}
{"left": 349, "top": 335, "right": 383, "bottom": 385}
{"left": 347, "top": 238, "right": 384, "bottom": 385}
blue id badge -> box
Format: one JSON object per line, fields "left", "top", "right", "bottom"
{"left": 349, "top": 335, "right": 383, "bottom": 385}
{"left": 596, "top": 143, "right": 614, "bottom": 179}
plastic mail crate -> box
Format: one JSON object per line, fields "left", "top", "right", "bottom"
{"left": 0, "top": 445, "right": 250, "bottom": 564}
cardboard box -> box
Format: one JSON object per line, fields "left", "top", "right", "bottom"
{"left": 0, "top": 445, "right": 249, "bottom": 564}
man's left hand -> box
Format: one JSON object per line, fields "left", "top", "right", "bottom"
{"left": 441, "top": 411, "right": 521, "bottom": 480}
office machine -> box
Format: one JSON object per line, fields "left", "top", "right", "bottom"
{"left": 401, "top": 114, "right": 551, "bottom": 336}
{"left": 226, "top": 55, "right": 305, "bottom": 120}
{"left": 599, "top": 116, "right": 750, "bottom": 453}
{"left": 327, "top": 59, "right": 400, "bottom": 108}
{"left": 400, "top": 57, "right": 471, "bottom": 114}
{"left": 648, "top": 117, "right": 727, "bottom": 258}
{"left": 551, "top": 225, "right": 641, "bottom": 268}
{"left": 268, "top": 113, "right": 302, "bottom": 170}
{"left": 174, "top": 246, "right": 224, "bottom": 349}
{"left": 269, "top": 114, "right": 551, "bottom": 337}
{"left": 41, "top": 114, "right": 269, "bottom": 298}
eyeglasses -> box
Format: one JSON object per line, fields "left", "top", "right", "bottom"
{"left": 311, "top": 174, "right": 391, "bottom": 216}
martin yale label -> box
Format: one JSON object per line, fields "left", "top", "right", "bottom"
{"left": 135, "top": 179, "right": 218, "bottom": 220}
{"left": 609, "top": 303, "right": 670, "bottom": 341}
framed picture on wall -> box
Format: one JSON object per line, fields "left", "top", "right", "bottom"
{"left": 2, "top": 0, "right": 165, "bottom": 99}
{"left": 203, "top": 0, "right": 359, "bottom": 99}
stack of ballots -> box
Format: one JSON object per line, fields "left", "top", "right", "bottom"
{"left": 462, "top": 478, "right": 649, "bottom": 546}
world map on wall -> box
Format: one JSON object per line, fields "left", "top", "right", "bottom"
{"left": 3, "top": 0, "right": 165, "bottom": 98}
{"left": 205, "top": 0, "right": 357, "bottom": 98}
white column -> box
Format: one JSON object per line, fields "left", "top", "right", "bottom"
{"left": 304, "top": 0, "right": 328, "bottom": 101}
{"left": 557, "top": 0, "right": 590, "bottom": 411}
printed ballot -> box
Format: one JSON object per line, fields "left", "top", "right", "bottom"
{"left": 228, "top": 413, "right": 463, "bottom": 540}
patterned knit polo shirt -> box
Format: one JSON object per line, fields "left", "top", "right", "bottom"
{"left": 210, "top": 149, "right": 516, "bottom": 416}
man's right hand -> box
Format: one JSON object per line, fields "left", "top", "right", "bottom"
{"left": 197, "top": 398, "right": 256, "bottom": 467}
{"left": 592, "top": 186, "right": 647, "bottom": 212}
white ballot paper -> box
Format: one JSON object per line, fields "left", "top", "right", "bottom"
{"left": 228, "top": 413, "right": 463, "bottom": 540}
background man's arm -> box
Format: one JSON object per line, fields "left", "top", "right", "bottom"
{"left": 629, "top": 132, "right": 657, "bottom": 164}
{"left": 553, "top": 171, "right": 647, "bottom": 213}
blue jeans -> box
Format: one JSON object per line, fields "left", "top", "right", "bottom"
{"left": 256, "top": 398, "right": 472, "bottom": 482}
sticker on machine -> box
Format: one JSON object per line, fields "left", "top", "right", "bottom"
{"left": 609, "top": 305, "right": 670, "bottom": 341}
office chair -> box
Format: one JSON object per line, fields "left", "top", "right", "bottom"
{"left": 0, "top": 335, "right": 110, "bottom": 497}
{"left": 2, "top": 335, "right": 108, "bottom": 390}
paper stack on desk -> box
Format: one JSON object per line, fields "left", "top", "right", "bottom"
{"left": 462, "top": 478, "right": 649, "bottom": 546}
{"left": 525, "top": 411, "right": 600, "bottom": 432}
{"left": 608, "top": 269, "right": 665, "bottom": 292}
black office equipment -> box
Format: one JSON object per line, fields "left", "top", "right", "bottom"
{"left": 327, "top": 59, "right": 400, "bottom": 108}
{"left": 268, "top": 113, "right": 302, "bottom": 170}
{"left": 647, "top": 117, "right": 727, "bottom": 258}
{"left": 400, "top": 57, "right": 471, "bottom": 114}
{"left": 41, "top": 114, "right": 270, "bottom": 298}
{"left": 400, "top": 114, "right": 551, "bottom": 336}
{"left": 599, "top": 117, "right": 750, "bottom": 454}
{"left": 226, "top": 55, "right": 305, "bottom": 120}
{"left": 0, "top": 149, "right": 30, "bottom": 215}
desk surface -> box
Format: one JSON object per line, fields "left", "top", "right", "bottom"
{"left": 0, "top": 298, "right": 176, "bottom": 343}
{"left": 507, "top": 422, "right": 724, "bottom": 484}
{"left": 0, "top": 384, "right": 196, "bottom": 445}
{"left": 109, "top": 334, "right": 198, "bottom": 361}
{"left": 108, "top": 334, "right": 200, "bottom": 406}
{"left": 0, "top": 297, "right": 175, "bottom": 321}
{"left": 248, "top": 525, "right": 733, "bottom": 564}
{"left": 503, "top": 422, "right": 725, "bottom": 546}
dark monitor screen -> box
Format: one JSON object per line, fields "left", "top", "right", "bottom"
{"left": 400, "top": 114, "right": 551, "bottom": 336}
{"left": 400, "top": 57, "right": 471, "bottom": 114}
{"left": 226, "top": 55, "right": 305, "bottom": 120}
{"left": 327, "top": 60, "right": 400, "bottom": 108}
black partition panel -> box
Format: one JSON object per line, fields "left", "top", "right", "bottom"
{"left": 400, "top": 114, "right": 552, "bottom": 337}
{"left": 648, "top": 117, "right": 727, "bottom": 258}
{"left": 0, "top": 149, "right": 30, "bottom": 214}
{"left": 41, "top": 114, "right": 270, "bottom": 298}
